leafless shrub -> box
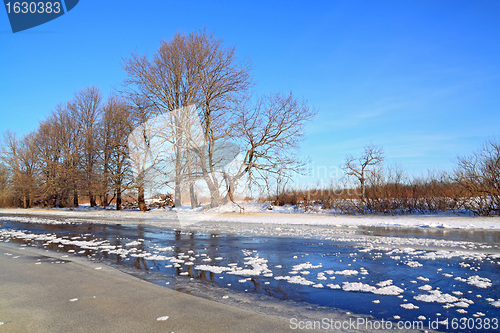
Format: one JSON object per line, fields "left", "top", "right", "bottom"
{"left": 342, "top": 145, "right": 384, "bottom": 213}
{"left": 455, "top": 140, "right": 500, "bottom": 216}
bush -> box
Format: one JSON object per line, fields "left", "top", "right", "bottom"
{"left": 455, "top": 140, "right": 500, "bottom": 216}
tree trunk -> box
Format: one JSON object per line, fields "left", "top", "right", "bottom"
{"left": 138, "top": 186, "right": 147, "bottom": 211}
{"left": 174, "top": 180, "right": 182, "bottom": 207}
{"left": 116, "top": 188, "right": 122, "bottom": 211}
{"left": 360, "top": 175, "right": 366, "bottom": 214}
{"left": 189, "top": 182, "right": 198, "bottom": 208}
{"left": 103, "top": 193, "right": 109, "bottom": 207}
{"left": 89, "top": 192, "right": 96, "bottom": 207}
{"left": 360, "top": 178, "right": 366, "bottom": 204}
{"left": 73, "top": 189, "right": 79, "bottom": 208}
{"left": 206, "top": 179, "right": 222, "bottom": 208}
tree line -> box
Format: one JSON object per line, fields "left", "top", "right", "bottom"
{"left": 0, "top": 30, "right": 314, "bottom": 210}
{"left": 271, "top": 142, "right": 500, "bottom": 216}
{"left": 0, "top": 88, "right": 135, "bottom": 210}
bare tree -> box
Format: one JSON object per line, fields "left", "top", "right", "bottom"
{"left": 1, "top": 132, "right": 39, "bottom": 208}
{"left": 70, "top": 86, "right": 102, "bottom": 207}
{"left": 100, "top": 97, "right": 135, "bottom": 210}
{"left": 342, "top": 144, "right": 384, "bottom": 213}
{"left": 123, "top": 32, "right": 203, "bottom": 207}
{"left": 188, "top": 31, "right": 252, "bottom": 207}
{"left": 34, "top": 111, "right": 66, "bottom": 207}
{"left": 0, "top": 162, "right": 10, "bottom": 207}
{"left": 231, "top": 93, "right": 315, "bottom": 198}
{"left": 57, "top": 106, "right": 81, "bottom": 208}
{"left": 124, "top": 30, "right": 251, "bottom": 208}
{"left": 124, "top": 30, "right": 316, "bottom": 209}
{"left": 127, "top": 97, "right": 156, "bottom": 211}
{"left": 455, "top": 140, "right": 500, "bottom": 216}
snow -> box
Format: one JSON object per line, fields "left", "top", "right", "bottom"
{"left": 418, "top": 285, "right": 432, "bottom": 291}
{"left": 342, "top": 282, "right": 376, "bottom": 293}
{"left": 400, "top": 303, "right": 419, "bottom": 310}
{"left": 326, "top": 283, "right": 341, "bottom": 289}
{"left": 291, "top": 262, "right": 322, "bottom": 272}
{"left": 2, "top": 205, "right": 500, "bottom": 230}
{"left": 275, "top": 275, "right": 314, "bottom": 286}
{"left": 466, "top": 275, "right": 492, "bottom": 288}
{"left": 333, "top": 269, "right": 358, "bottom": 276}
{"left": 193, "top": 265, "right": 231, "bottom": 274}
{"left": 125, "top": 241, "right": 142, "bottom": 247}
{"left": 224, "top": 254, "right": 272, "bottom": 277}
{"left": 414, "top": 290, "right": 459, "bottom": 303}
{"left": 341, "top": 282, "right": 404, "bottom": 296}
{"left": 454, "top": 301, "right": 470, "bottom": 308}
{"left": 376, "top": 280, "right": 393, "bottom": 287}
{"left": 405, "top": 260, "right": 423, "bottom": 268}
{"left": 373, "top": 286, "right": 404, "bottom": 296}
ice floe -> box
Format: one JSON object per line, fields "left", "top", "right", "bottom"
{"left": 414, "top": 290, "right": 459, "bottom": 303}
{"left": 466, "top": 275, "right": 492, "bottom": 288}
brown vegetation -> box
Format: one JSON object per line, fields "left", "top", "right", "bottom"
{"left": 0, "top": 88, "right": 137, "bottom": 210}
{"left": 268, "top": 141, "right": 500, "bottom": 216}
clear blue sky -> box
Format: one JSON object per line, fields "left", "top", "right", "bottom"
{"left": 1, "top": 0, "right": 499, "bottom": 184}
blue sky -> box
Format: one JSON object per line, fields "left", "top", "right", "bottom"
{"left": 1, "top": 0, "right": 499, "bottom": 183}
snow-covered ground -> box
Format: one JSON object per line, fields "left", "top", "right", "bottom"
{"left": 1, "top": 202, "right": 500, "bottom": 230}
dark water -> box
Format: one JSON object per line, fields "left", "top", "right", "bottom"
{"left": 1, "top": 217, "right": 500, "bottom": 333}
{"left": 358, "top": 225, "right": 500, "bottom": 244}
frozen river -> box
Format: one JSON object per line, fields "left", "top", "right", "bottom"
{"left": 1, "top": 214, "right": 499, "bottom": 332}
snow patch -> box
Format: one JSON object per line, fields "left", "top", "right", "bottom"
{"left": 466, "top": 276, "right": 492, "bottom": 289}
{"left": 414, "top": 290, "right": 458, "bottom": 303}
{"left": 400, "top": 303, "right": 419, "bottom": 310}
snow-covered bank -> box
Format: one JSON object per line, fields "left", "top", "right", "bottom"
{"left": 1, "top": 202, "right": 500, "bottom": 230}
